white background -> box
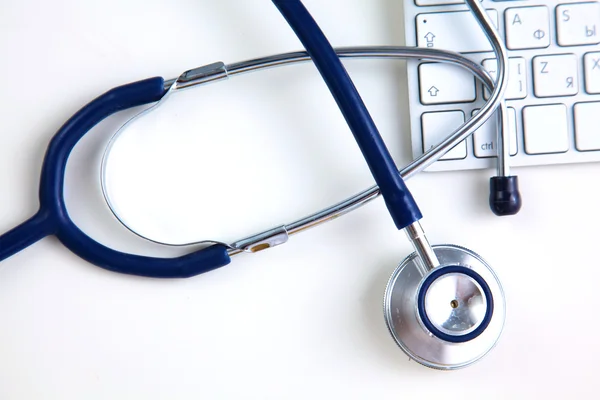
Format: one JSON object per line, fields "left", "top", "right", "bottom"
{"left": 0, "top": 0, "right": 599, "bottom": 398}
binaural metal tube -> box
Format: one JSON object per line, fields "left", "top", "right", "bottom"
{"left": 496, "top": 108, "right": 510, "bottom": 178}
{"left": 164, "top": 47, "right": 494, "bottom": 91}
{"left": 107, "top": 0, "right": 509, "bottom": 254}
{"left": 220, "top": 43, "right": 503, "bottom": 256}
{"left": 105, "top": 45, "right": 504, "bottom": 255}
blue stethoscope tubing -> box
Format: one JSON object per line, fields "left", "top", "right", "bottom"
{"left": 272, "top": 0, "right": 422, "bottom": 231}
{"left": 0, "top": 0, "right": 420, "bottom": 278}
{"left": 0, "top": 78, "right": 232, "bottom": 278}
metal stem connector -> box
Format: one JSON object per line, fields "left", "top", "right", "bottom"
{"left": 405, "top": 221, "right": 439, "bottom": 273}
{"left": 230, "top": 226, "right": 289, "bottom": 253}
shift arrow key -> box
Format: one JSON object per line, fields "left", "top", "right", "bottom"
{"left": 419, "top": 63, "right": 476, "bottom": 105}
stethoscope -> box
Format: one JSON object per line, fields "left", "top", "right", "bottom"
{"left": 0, "top": 0, "right": 515, "bottom": 370}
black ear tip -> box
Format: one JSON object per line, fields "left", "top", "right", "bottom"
{"left": 489, "top": 176, "right": 522, "bottom": 216}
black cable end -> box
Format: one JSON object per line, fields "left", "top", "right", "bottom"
{"left": 489, "top": 176, "right": 522, "bottom": 216}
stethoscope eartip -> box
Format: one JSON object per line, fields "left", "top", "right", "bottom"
{"left": 489, "top": 176, "right": 522, "bottom": 216}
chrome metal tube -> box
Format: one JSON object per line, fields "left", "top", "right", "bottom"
{"left": 496, "top": 107, "right": 510, "bottom": 177}
{"left": 104, "top": 0, "right": 509, "bottom": 254}
{"left": 402, "top": 0, "right": 508, "bottom": 179}
{"left": 405, "top": 221, "right": 439, "bottom": 273}
{"left": 219, "top": 45, "right": 501, "bottom": 256}
{"left": 104, "top": 45, "right": 502, "bottom": 254}
{"left": 164, "top": 47, "right": 493, "bottom": 92}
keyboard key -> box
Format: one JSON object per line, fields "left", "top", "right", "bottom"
{"left": 523, "top": 104, "right": 569, "bottom": 154}
{"left": 584, "top": 52, "right": 600, "bottom": 93}
{"left": 556, "top": 2, "right": 600, "bottom": 46}
{"left": 574, "top": 102, "right": 600, "bottom": 150}
{"left": 482, "top": 57, "right": 527, "bottom": 99}
{"left": 421, "top": 111, "right": 467, "bottom": 160}
{"left": 533, "top": 54, "right": 578, "bottom": 97}
{"left": 419, "top": 63, "right": 476, "bottom": 104}
{"left": 473, "top": 108, "right": 518, "bottom": 158}
{"left": 415, "top": 0, "right": 462, "bottom": 6}
{"left": 505, "top": 6, "right": 551, "bottom": 49}
{"left": 416, "top": 10, "right": 498, "bottom": 53}
{"left": 415, "top": 0, "right": 484, "bottom": 5}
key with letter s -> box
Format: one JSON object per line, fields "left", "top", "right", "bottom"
{"left": 556, "top": 2, "right": 600, "bottom": 46}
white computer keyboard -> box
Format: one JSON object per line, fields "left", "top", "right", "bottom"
{"left": 404, "top": 0, "right": 600, "bottom": 171}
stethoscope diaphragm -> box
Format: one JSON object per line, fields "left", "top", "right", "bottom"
{"left": 383, "top": 244, "right": 505, "bottom": 370}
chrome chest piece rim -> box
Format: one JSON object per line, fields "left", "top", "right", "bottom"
{"left": 383, "top": 244, "right": 505, "bottom": 370}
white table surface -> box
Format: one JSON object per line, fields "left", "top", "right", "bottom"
{"left": 0, "top": 0, "right": 598, "bottom": 398}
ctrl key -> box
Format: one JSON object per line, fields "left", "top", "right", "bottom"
{"left": 421, "top": 110, "right": 467, "bottom": 160}
{"left": 473, "top": 107, "right": 518, "bottom": 158}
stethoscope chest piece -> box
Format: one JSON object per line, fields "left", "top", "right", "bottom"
{"left": 384, "top": 244, "right": 505, "bottom": 370}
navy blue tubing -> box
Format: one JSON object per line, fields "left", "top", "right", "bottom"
{"left": 0, "top": 78, "right": 231, "bottom": 278}
{"left": 272, "top": 0, "right": 422, "bottom": 230}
